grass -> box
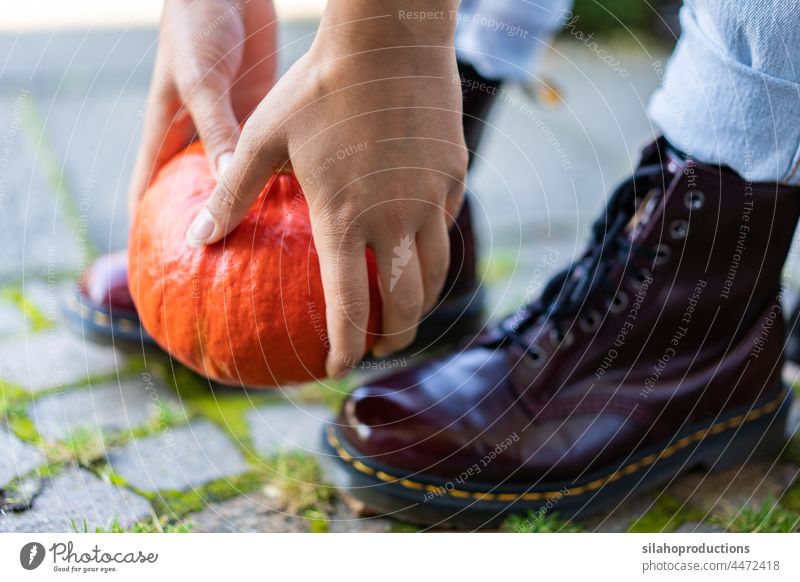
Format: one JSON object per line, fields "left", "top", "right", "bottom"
{"left": 167, "top": 365, "right": 270, "bottom": 445}
{"left": 566, "top": 0, "right": 673, "bottom": 38}
{"left": 266, "top": 452, "right": 334, "bottom": 516}
{"left": 126, "top": 471, "right": 266, "bottom": 520}
{"left": 0, "top": 286, "right": 52, "bottom": 331}
{"left": 504, "top": 511, "right": 583, "bottom": 533}
{"left": 715, "top": 498, "right": 800, "bottom": 533}
{"left": 75, "top": 516, "right": 193, "bottom": 533}
{"left": 627, "top": 493, "right": 706, "bottom": 533}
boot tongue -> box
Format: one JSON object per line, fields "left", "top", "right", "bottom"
{"left": 625, "top": 185, "right": 663, "bottom": 241}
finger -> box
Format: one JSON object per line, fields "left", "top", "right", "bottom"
{"left": 372, "top": 234, "right": 425, "bottom": 358}
{"left": 185, "top": 84, "right": 241, "bottom": 176}
{"left": 444, "top": 181, "right": 466, "bottom": 229}
{"left": 417, "top": 217, "right": 451, "bottom": 314}
{"left": 128, "top": 74, "right": 193, "bottom": 217}
{"left": 314, "top": 226, "right": 372, "bottom": 378}
{"left": 185, "top": 111, "right": 286, "bottom": 247}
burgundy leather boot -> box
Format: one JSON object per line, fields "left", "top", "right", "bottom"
{"left": 64, "top": 61, "right": 495, "bottom": 352}
{"left": 321, "top": 138, "right": 800, "bottom": 528}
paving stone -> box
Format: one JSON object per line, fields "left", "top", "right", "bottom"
{"left": 0, "top": 302, "right": 26, "bottom": 335}
{"left": 668, "top": 463, "right": 800, "bottom": 516}
{"left": 22, "top": 279, "right": 74, "bottom": 324}
{"left": 29, "top": 375, "right": 184, "bottom": 441}
{"left": 579, "top": 495, "right": 655, "bottom": 532}
{"left": 0, "top": 468, "right": 152, "bottom": 533}
{"left": 0, "top": 330, "right": 123, "bottom": 392}
{"left": 189, "top": 493, "right": 392, "bottom": 533}
{"left": 108, "top": 421, "right": 248, "bottom": 492}
{"left": 247, "top": 403, "right": 330, "bottom": 457}
{"left": 0, "top": 428, "right": 45, "bottom": 487}
{"left": 0, "top": 93, "right": 82, "bottom": 283}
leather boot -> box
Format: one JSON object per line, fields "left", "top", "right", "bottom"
{"left": 321, "top": 138, "right": 800, "bottom": 527}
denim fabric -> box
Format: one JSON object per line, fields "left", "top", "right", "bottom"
{"left": 455, "top": 0, "right": 571, "bottom": 81}
{"left": 458, "top": 0, "right": 800, "bottom": 184}
{"left": 648, "top": 1, "right": 800, "bottom": 184}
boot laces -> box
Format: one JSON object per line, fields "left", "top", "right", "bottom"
{"left": 501, "top": 163, "right": 668, "bottom": 361}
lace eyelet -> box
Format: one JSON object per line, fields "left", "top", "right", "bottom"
{"left": 549, "top": 327, "right": 574, "bottom": 348}
{"left": 684, "top": 191, "right": 705, "bottom": 210}
{"left": 632, "top": 267, "right": 653, "bottom": 286}
{"left": 579, "top": 309, "right": 602, "bottom": 333}
{"left": 653, "top": 244, "right": 672, "bottom": 265}
{"left": 609, "top": 291, "right": 629, "bottom": 314}
{"left": 523, "top": 345, "right": 547, "bottom": 368}
{"left": 669, "top": 219, "right": 689, "bottom": 240}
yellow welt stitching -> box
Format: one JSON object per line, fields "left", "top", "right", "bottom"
{"left": 449, "top": 489, "right": 471, "bottom": 499}
{"left": 352, "top": 460, "right": 374, "bottom": 475}
{"left": 376, "top": 471, "right": 397, "bottom": 483}
{"left": 93, "top": 312, "right": 111, "bottom": 326}
{"left": 328, "top": 396, "right": 783, "bottom": 503}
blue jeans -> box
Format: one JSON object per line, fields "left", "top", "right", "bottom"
{"left": 456, "top": 0, "right": 800, "bottom": 185}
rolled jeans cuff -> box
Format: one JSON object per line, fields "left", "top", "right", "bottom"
{"left": 648, "top": 8, "right": 800, "bottom": 185}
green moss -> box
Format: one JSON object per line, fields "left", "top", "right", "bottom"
{"left": 93, "top": 516, "right": 193, "bottom": 533}
{"left": 1, "top": 286, "right": 52, "bottom": 331}
{"left": 566, "top": 0, "right": 672, "bottom": 38}
{"left": 294, "top": 378, "right": 356, "bottom": 412}
{"left": 715, "top": 498, "right": 799, "bottom": 533}
{"left": 49, "top": 427, "right": 108, "bottom": 466}
{"left": 266, "top": 452, "right": 334, "bottom": 515}
{"left": 144, "top": 471, "right": 264, "bottom": 520}
{"left": 480, "top": 252, "right": 517, "bottom": 285}
{"left": 627, "top": 493, "right": 706, "bottom": 533}
{"left": 779, "top": 481, "right": 800, "bottom": 513}
{"left": 5, "top": 407, "right": 40, "bottom": 443}
{"left": 168, "top": 366, "right": 269, "bottom": 444}
{"left": 388, "top": 521, "right": 422, "bottom": 533}
{"left": 0, "top": 377, "right": 31, "bottom": 417}
{"left": 303, "top": 508, "right": 331, "bottom": 533}
{"left": 504, "top": 511, "right": 583, "bottom": 533}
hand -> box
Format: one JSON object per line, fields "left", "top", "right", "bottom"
{"left": 186, "top": 0, "right": 467, "bottom": 377}
{"left": 128, "top": 0, "right": 278, "bottom": 215}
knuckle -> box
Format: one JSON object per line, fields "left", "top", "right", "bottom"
{"left": 331, "top": 292, "right": 371, "bottom": 323}
{"left": 197, "top": 118, "right": 233, "bottom": 150}
{"left": 211, "top": 181, "right": 245, "bottom": 214}
{"left": 383, "top": 328, "right": 417, "bottom": 352}
{"left": 389, "top": 290, "right": 423, "bottom": 322}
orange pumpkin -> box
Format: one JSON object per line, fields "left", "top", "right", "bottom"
{"left": 128, "top": 141, "right": 382, "bottom": 387}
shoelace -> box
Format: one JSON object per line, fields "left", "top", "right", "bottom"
{"left": 500, "top": 162, "right": 669, "bottom": 361}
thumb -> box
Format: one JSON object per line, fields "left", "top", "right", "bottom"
{"left": 185, "top": 115, "right": 286, "bottom": 247}
{"left": 185, "top": 84, "right": 241, "bottom": 177}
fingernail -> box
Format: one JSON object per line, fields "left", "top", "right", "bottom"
{"left": 186, "top": 208, "right": 216, "bottom": 247}
{"left": 372, "top": 344, "right": 391, "bottom": 359}
{"left": 215, "top": 152, "right": 233, "bottom": 178}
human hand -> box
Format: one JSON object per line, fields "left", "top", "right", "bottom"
{"left": 128, "top": 0, "right": 278, "bottom": 215}
{"left": 186, "top": 0, "right": 467, "bottom": 377}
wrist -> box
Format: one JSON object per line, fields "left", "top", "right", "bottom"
{"left": 315, "top": 0, "right": 459, "bottom": 53}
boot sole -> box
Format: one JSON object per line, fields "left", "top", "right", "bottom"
{"left": 318, "top": 389, "right": 792, "bottom": 529}
{"left": 62, "top": 289, "right": 155, "bottom": 346}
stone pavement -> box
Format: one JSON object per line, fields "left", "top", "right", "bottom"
{"left": 1, "top": 24, "right": 800, "bottom": 533}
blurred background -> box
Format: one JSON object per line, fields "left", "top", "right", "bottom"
{"left": 0, "top": 0, "right": 685, "bottom": 317}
